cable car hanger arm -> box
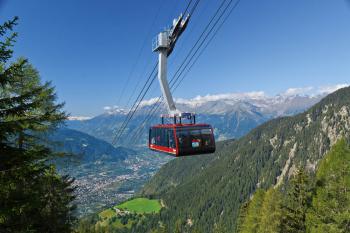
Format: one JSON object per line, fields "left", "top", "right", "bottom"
{"left": 153, "top": 13, "right": 190, "bottom": 116}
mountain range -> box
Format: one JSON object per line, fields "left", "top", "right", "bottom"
{"left": 67, "top": 91, "right": 326, "bottom": 145}
{"left": 125, "top": 86, "right": 350, "bottom": 232}
{"left": 55, "top": 86, "right": 348, "bottom": 220}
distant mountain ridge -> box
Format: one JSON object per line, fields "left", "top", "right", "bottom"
{"left": 67, "top": 92, "right": 326, "bottom": 144}
{"left": 102, "top": 91, "right": 325, "bottom": 116}
{"left": 49, "top": 127, "right": 132, "bottom": 164}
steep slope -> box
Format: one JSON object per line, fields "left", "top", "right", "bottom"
{"left": 137, "top": 87, "right": 350, "bottom": 232}
{"left": 236, "top": 139, "right": 350, "bottom": 233}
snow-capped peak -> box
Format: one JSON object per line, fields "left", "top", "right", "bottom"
{"left": 175, "top": 91, "right": 267, "bottom": 107}
{"left": 103, "top": 106, "right": 128, "bottom": 115}
{"left": 100, "top": 84, "right": 349, "bottom": 116}
{"left": 68, "top": 116, "right": 92, "bottom": 121}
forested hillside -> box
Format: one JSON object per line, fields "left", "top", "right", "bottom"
{"left": 237, "top": 139, "right": 350, "bottom": 233}
{"left": 130, "top": 87, "right": 350, "bottom": 232}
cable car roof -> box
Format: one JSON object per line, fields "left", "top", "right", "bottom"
{"left": 151, "top": 123, "right": 212, "bottom": 128}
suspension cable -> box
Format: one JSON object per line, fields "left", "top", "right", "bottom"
{"left": 112, "top": 1, "right": 204, "bottom": 145}
{"left": 184, "top": 0, "right": 194, "bottom": 14}
{"left": 168, "top": 0, "right": 229, "bottom": 89}
{"left": 173, "top": 0, "right": 242, "bottom": 92}
{"left": 112, "top": 63, "right": 157, "bottom": 145}
{"left": 131, "top": 0, "right": 242, "bottom": 144}
{"left": 189, "top": 0, "right": 201, "bottom": 15}
{"left": 128, "top": 0, "right": 232, "bottom": 143}
{"left": 170, "top": 0, "right": 240, "bottom": 90}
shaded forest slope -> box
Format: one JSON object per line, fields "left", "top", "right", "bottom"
{"left": 139, "top": 87, "right": 350, "bottom": 232}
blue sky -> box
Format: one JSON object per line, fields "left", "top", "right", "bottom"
{"left": 1, "top": 0, "right": 350, "bottom": 116}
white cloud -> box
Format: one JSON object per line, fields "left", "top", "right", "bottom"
{"left": 102, "top": 105, "right": 127, "bottom": 114}
{"left": 280, "top": 84, "right": 349, "bottom": 97}
{"left": 68, "top": 116, "right": 92, "bottom": 121}
{"left": 139, "top": 97, "right": 161, "bottom": 106}
{"left": 101, "top": 83, "right": 349, "bottom": 114}
{"left": 175, "top": 91, "right": 266, "bottom": 106}
{"left": 282, "top": 86, "right": 314, "bottom": 97}
{"left": 317, "top": 83, "right": 349, "bottom": 94}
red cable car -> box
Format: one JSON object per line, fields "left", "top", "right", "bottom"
{"left": 149, "top": 114, "right": 216, "bottom": 156}
{"left": 148, "top": 13, "right": 215, "bottom": 156}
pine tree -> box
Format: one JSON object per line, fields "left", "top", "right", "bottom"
{"left": 191, "top": 227, "right": 202, "bottom": 233}
{"left": 0, "top": 17, "right": 75, "bottom": 232}
{"left": 149, "top": 224, "right": 168, "bottom": 233}
{"left": 257, "top": 188, "right": 283, "bottom": 233}
{"left": 306, "top": 139, "right": 350, "bottom": 233}
{"left": 280, "top": 168, "right": 312, "bottom": 233}
{"left": 235, "top": 201, "right": 249, "bottom": 233}
{"left": 238, "top": 189, "right": 265, "bottom": 233}
{"left": 213, "top": 222, "right": 228, "bottom": 233}
{"left": 174, "top": 219, "right": 183, "bottom": 233}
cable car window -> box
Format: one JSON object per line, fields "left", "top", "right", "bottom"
{"left": 176, "top": 129, "right": 191, "bottom": 149}
{"left": 201, "top": 128, "right": 212, "bottom": 134}
{"left": 157, "top": 128, "right": 161, "bottom": 146}
{"left": 202, "top": 132, "right": 212, "bottom": 147}
{"left": 189, "top": 129, "right": 201, "bottom": 148}
{"left": 159, "top": 128, "right": 168, "bottom": 146}
{"left": 168, "top": 129, "right": 175, "bottom": 148}
{"left": 190, "top": 129, "right": 201, "bottom": 135}
{"left": 202, "top": 128, "right": 213, "bottom": 147}
{"left": 163, "top": 128, "right": 169, "bottom": 147}
{"left": 156, "top": 128, "right": 161, "bottom": 146}
{"left": 150, "top": 128, "right": 156, "bottom": 144}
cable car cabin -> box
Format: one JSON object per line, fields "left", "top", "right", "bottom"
{"left": 149, "top": 124, "right": 215, "bottom": 157}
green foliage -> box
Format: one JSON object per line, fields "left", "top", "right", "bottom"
{"left": 133, "top": 85, "right": 350, "bottom": 233}
{"left": 236, "top": 187, "right": 283, "bottom": 233}
{"left": 116, "top": 198, "right": 162, "bottom": 214}
{"left": 148, "top": 224, "right": 169, "bottom": 233}
{"left": 213, "top": 220, "right": 228, "bottom": 233}
{"left": 0, "top": 17, "right": 75, "bottom": 232}
{"left": 0, "top": 17, "right": 18, "bottom": 70}
{"left": 281, "top": 169, "right": 312, "bottom": 233}
{"left": 88, "top": 198, "right": 163, "bottom": 232}
{"left": 238, "top": 189, "right": 265, "bottom": 233}
{"left": 258, "top": 188, "right": 283, "bottom": 233}
{"left": 174, "top": 218, "right": 183, "bottom": 233}
{"left": 77, "top": 214, "right": 99, "bottom": 233}
{"left": 306, "top": 139, "right": 350, "bottom": 233}
{"left": 236, "top": 169, "right": 312, "bottom": 233}
{"left": 236, "top": 139, "right": 350, "bottom": 233}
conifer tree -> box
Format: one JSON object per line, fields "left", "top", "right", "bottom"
{"left": 306, "top": 139, "right": 350, "bottom": 233}
{"left": 258, "top": 188, "right": 283, "bottom": 233}
{"left": 280, "top": 168, "right": 312, "bottom": 233}
{"left": 236, "top": 201, "right": 249, "bottom": 233}
{"left": 238, "top": 189, "right": 265, "bottom": 233}
{"left": 0, "top": 17, "right": 75, "bottom": 233}
{"left": 213, "top": 219, "right": 228, "bottom": 233}
{"left": 174, "top": 219, "right": 183, "bottom": 233}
